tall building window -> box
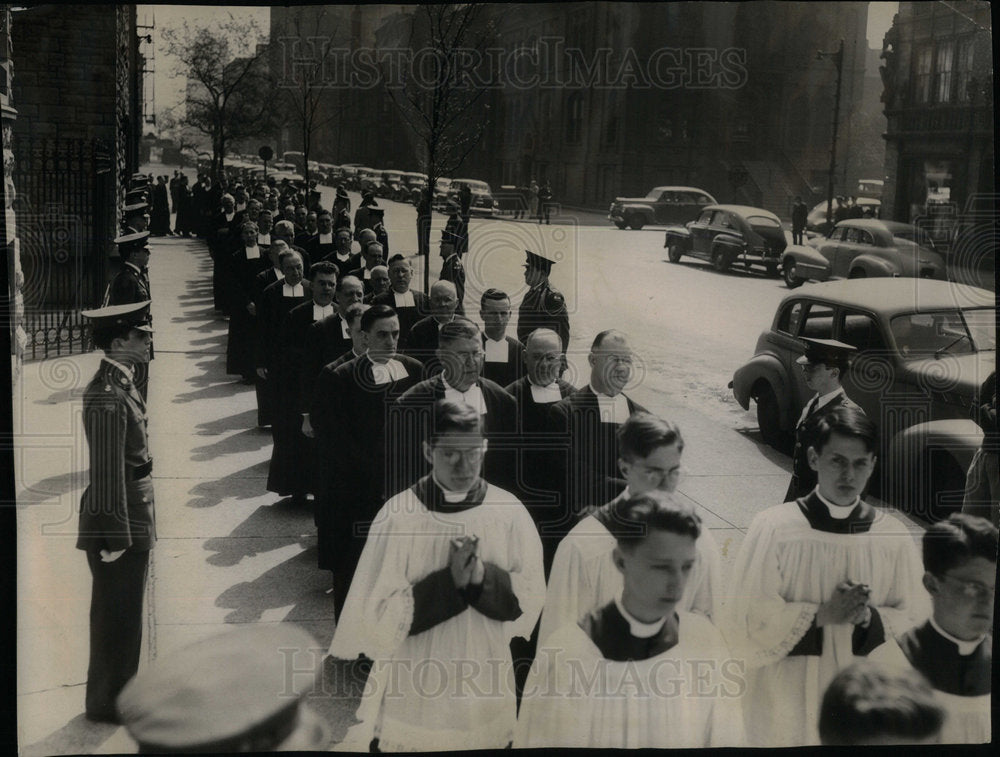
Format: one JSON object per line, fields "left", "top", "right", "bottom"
{"left": 914, "top": 46, "right": 932, "bottom": 104}
{"left": 934, "top": 41, "right": 954, "bottom": 103}
{"left": 956, "top": 38, "right": 975, "bottom": 102}
{"left": 602, "top": 91, "right": 618, "bottom": 147}
{"left": 565, "top": 91, "right": 584, "bottom": 143}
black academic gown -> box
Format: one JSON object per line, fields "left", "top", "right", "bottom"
{"left": 306, "top": 234, "right": 338, "bottom": 266}
{"left": 550, "top": 386, "right": 647, "bottom": 515}
{"left": 303, "top": 313, "right": 353, "bottom": 402}
{"left": 785, "top": 391, "right": 864, "bottom": 501}
{"left": 480, "top": 334, "right": 525, "bottom": 389}
{"left": 225, "top": 245, "right": 268, "bottom": 379}
{"left": 389, "top": 374, "right": 517, "bottom": 494}
{"left": 310, "top": 353, "right": 424, "bottom": 608}
{"left": 403, "top": 315, "right": 448, "bottom": 371}
{"left": 255, "top": 279, "right": 310, "bottom": 426}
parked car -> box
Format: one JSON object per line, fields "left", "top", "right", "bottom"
{"left": 609, "top": 186, "right": 716, "bottom": 230}
{"left": 781, "top": 219, "right": 946, "bottom": 289}
{"left": 664, "top": 204, "right": 786, "bottom": 276}
{"left": 856, "top": 178, "right": 884, "bottom": 199}
{"left": 450, "top": 179, "right": 497, "bottom": 216}
{"left": 357, "top": 167, "right": 380, "bottom": 194}
{"left": 378, "top": 170, "right": 403, "bottom": 200}
{"left": 399, "top": 171, "right": 428, "bottom": 204}
{"left": 806, "top": 197, "right": 881, "bottom": 233}
{"left": 432, "top": 178, "right": 454, "bottom": 211}
{"left": 730, "top": 278, "right": 995, "bottom": 520}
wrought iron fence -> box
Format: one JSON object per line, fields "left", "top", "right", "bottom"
{"left": 13, "top": 136, "right": 113, "bottom": 359}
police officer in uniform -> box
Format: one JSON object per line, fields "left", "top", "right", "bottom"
{"left": 439, "top": 209, "right": 467, "bottom": 316}
{"left": 516, "top": 249, "right": 569, "bottom": 353}
{"left": 104, "top": 231, "right": 154, "bottom": 400}
{"left": 785, "top": 337, "right": 865, "bottom": 501}
{"left": 77, "top": 301, "right": 156, "bottom": 723}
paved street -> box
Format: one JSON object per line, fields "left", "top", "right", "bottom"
{"left": 15, "top": 163, "right": 924, "bottom": 754}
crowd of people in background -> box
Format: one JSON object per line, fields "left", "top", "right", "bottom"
{"left": 83, "top": 165, "right": 995, "bottom": 751}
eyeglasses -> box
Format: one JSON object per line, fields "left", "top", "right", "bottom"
{"left": 434, "top": 446, "right": 485, "bottom": 465}
{"left": 939, "top": 574, "right": 994, "bottom": 601}
{"left": 631, "top": 463, "right": 683, "bottom": 484}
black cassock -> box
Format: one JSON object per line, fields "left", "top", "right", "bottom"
{"left": 255, "top": 279, "right": 309, "bottom": 426}
{"left": 302, "top": 312, "right": 353, "bottom": 402}
{"left": 309, "top": 353, "right": 424, "bottom": 612}
{"left": 225, "top": 245, "right": 267, "bottom": 379}
{"left": 388, "top": 374, "right": 518, "bottom": 496}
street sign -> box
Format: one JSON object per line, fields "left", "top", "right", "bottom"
{"left": 258, "top": 145, "right": 273, "bottom": 162}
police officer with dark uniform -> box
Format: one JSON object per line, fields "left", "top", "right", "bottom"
{"left": 785, "top": 337, "right": 865, "bottom": 501}
{"left": 117, "top": 623, "right": 330, "bottom": 751}
{"left": 104, "top": 231, "right": 154, "bottom": 400}
{"left": 439, "top": 204, "right": 467, "bottom": 316}
{"left": 77, "top": 301, "right": 156, "bottom": 723}
{"left": 516, "top": 248, "right": 569, "bottom": 353}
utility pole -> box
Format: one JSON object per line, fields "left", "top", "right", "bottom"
{"left": 817, "top": 39, "right": 844, "bottom": 229}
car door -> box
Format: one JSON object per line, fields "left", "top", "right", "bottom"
{"left": 835, "top": 309, "right": 892, "bottom": 420}
{"left": 688, "top": 209, "right": 715, "bottom": 255}
{"left": 655, "top": 190, "right": 675, "bottom": 225}
{"left": 832, "top": 226, "right": 864, "bottom": 276}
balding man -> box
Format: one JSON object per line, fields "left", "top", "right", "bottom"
{"left": 365, "top": 264, "right": 391, "bottom": 303}
{"left": 350, "top": 241, "right": 385, "bottom": 296}
{"left": 390, "top": 317, "right": 517, "bottom": 494}
{"left": 551, "top": 330, "right": 648, "bottom": 514}
{"left": 404, "top": 280, "right": 458, "bottom": 369}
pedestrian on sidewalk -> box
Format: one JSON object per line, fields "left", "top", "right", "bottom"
{"left": 77, "top": 301, "right": 156, "bottom": 724}
{"left": 792, "top": 195, "right": 808, "bottom": 245}
{"left": 538, "top": 180, "right": 553, "bottom": 224}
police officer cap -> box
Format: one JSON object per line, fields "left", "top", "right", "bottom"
{"left": 796, "top": 337, "right": 857, "bottom": 367}
{"left": 123, "top": 202, "right": 148, "bottom": 216}
{"left": 114, "top": 230, "right": 150, "bottom": 247}
{"left": 117, "top": 623, "right": 327, "bottom": 753}
{"left": 131, "top": 172, "right": 148, "bottom": 182}
{"left": 125, "top": 189, "right": 150, "bottom": 204}
{"left": 524, "top": 248, "right": 557, "bottom": 272}
{"left": 335, "top": 186, "right": 349, "bottom": 200}
{"left": 81, "top": 301, "right": 154, "bottom": 333}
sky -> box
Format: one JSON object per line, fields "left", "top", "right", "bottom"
{"left": 142, "top": 2, "right": 899, "bottom": 127}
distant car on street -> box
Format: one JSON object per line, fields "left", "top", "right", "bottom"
{"left": 664, "top": 204, "right": 786, "bottom": 276}
{"left": 780, "top": 219, "right": 946, "bottom": 288}
{"left": 731, "top": 278, "right": 995, "bottom": 520}
{"left": 806, "top": 197, "right": 881, "bottom": 233}
{"left": 432, "top": 178, "right": 454, "bottom": 211}
{"left": 449, "top": 179, "right": 497, "bottom": 216}
{"left": 609, "top": 186, "right": 716, "bottom": 230}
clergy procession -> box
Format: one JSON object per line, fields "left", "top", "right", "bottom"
{"left": 77, "top": 168, "right": 995, "bottom": 751}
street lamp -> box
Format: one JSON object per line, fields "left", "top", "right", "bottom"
{"left": 817, "top": 39, "right": 844, "bottom": 228}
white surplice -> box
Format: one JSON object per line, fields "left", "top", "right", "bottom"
{"left": 327, "top": 483, "right": 544, "bottom": 752}
{"left": 721, "top": 500, "right": 929, "bottom": 747}
{"left": 515, "top": 611, "right": 745, "bottom": 748}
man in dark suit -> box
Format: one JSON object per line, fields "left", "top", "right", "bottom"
{"left": 266, "top": 261, "right": 339, "bottom": 505}
{"left": 302, "top": 274, "right": 365, "bottom": 395}
{"left": 225, "top": 221, "right": 268, "bottom": 383}
{"left": 77, "top": 302, "right": 156, "bottom": 723}
{"left": 479, "top": 288, "right": 525, "bottom": 389}
{"left": 308, "top": 304, "right": 424, "bottom": 615}
{"left": 305, "top": 208, "right": 337, "bottom": 262}
{"left": 784, "top": 337, "right": 864, "bottom": 501}
{"left": 271, "top": 219, "right": 312, "bottom": 274}
{"left": 373, "top": 254, "right": 429, "bottom": 347}
{"left": 551, "top": 329, "right": 647, "bottom": 516}
{"left": 320, "top": 227, "right": 359, "bottom": 273}
{"left": 105, "top": 232, "right": 154, "bottom": 400}
{"left": 390, "top": 317, "right": 517, "bottom": 495}
{"left": 349, "top": 241, "right": 385, "bottom": 296}
{"left": 324, "top": 302, "right": 369, "bottom": 369}
{"left": 404, "top": 279, "right": 459, "bottom": 371}
{"left": 439, "top": 210, "right": 466, "bottom": 316}
{"left": 791, "top": 195, "right": 808, "bottom": 245}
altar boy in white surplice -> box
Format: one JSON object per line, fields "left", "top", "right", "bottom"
{"left": 723, "top": 406, "right": 929, "bottom": 747}
{"left": 516, "top": 493, "right": 744, "bottom": 749}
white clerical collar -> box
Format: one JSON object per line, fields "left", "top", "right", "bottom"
{"left": 335, "top": 251, "right": 351, "bottom": 262}
{"left": 313, "top": 303, "right": 334, "bottom": 320}
{"left": 104, "top": 357, "right": 134, "bottom": 381}
{"left": 589, "top": 383, "right": 630, "bottom": 424}
{"left": 244, "top": 244, "right": 260, "bottom": 259}
{"left": 614, "top": 595, "right": 667, "bottom": 638}
{"left": 319, "top": 232, "right": 333, "bottom": 243}
{"left": 124, "top": 261, "right": 143, "bottom": 274}
{"left": 529, "top": 381, "right": 562, "bottom": 404}
{"left": 225, "top": 211, "right": 234, "bottom": 222}
{"left": 432, "top": 471, "right": 473, "bottom": 501}
{"left": 363, "top": 268, "right": 372, "bottom": 279}
{"left": 370, "top": 356, "right": 409, "bottom": 385}
{"left": 337, "top": 314, "right": 351, "bottom": 338}
{"left": 484, "top": 336, "right": 508, "bottom": 363}
{"left": 814, "top": 487, "right": 860, "bottom": 519}
{"left": 283, "top": 282, "right": 304, "bottom": 297}
{"left": 272, "top": 266, "right": 283, "bottom": 279}
{"left": 441, "top": 374, "right": 487, "bottom": 415}
{"left": 236, "top": 202, "right": 246, "bottom": 212}
{"left": 929, "top": 616, "right": 987, "bottom": 656}
{"left": 393, "top": 290, "right": 415, "bottom": 307}
{"left": 258, "top": 233, "right": 271, "bottom": 245}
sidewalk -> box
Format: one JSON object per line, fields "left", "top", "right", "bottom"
{"left": 15, "top": 233, "right": 358, "bottom": 754}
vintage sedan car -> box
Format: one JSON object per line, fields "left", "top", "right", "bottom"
{"left": 731, "top": 278, "right": 995, "bottom": 520}
{"left": 432, "top": 178, "right": 454, "bottom": 211}
{"left": 609, "top": 186, "right": 716, "bottom": 230}
{"left": 378, "top": 170, "right": 403, "bottom": 200}
{"left": 781, "top": 219, "right": 946, "bottom": 289}
{"left": 806, "top": 197, "right": 881, "bottom": 233}
{"left": 450, "top": 179, "right": 497, "bottom": 216}
{"left": 664, "top": 204, "right": 787, "bottom": 276}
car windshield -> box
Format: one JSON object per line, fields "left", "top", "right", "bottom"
{"left": 889, "top": 308, "right": 997, "bottom": 359}
{"left": 646, "top": 189, "right": 663, "bottom": 200}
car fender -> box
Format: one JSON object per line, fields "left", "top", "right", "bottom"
{"left": 780, "top": 245, "right": 832, "bottom": 279}
{"left": 620, "top": 204, "right": 654, "bottom": 221}
{"left": 732, "top": 353, "right": 794, "bottom": 426}
{"left": 664, "top": 226, "right": 692, "bottom": 249}
{"left": 711, "top": 232, "right": 744, "bottom": 253}
{"left": 849, "top": 254, "right": 898, "bottom": 277}
{"left": 883, "top": 419, "right": 982, "bottom": 512}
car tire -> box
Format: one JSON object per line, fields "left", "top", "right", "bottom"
{"left": 848, "top": 268, "right": 867, "bottom": 279}
{"left": 783, "top": 261, "right": 803, "bottom": 288}
{"left": 614, "top": 221, "right": 627, "bottom": 230}
{"left": 711, "top": 247, "right": 731, "bottom": 272}
{"left": 755, "top": 383, "right": 792, "bottom": 451}
{"left": 667, "top": 243, "right": 683, "bottom": 263}
{"left": 627, "top": 214, "right": 645, "bottom": 231}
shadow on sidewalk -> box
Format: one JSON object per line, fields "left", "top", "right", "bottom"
{"left": 20, "top": 714, "right": 119, "bottom": 757}
{"left": 173, "top": 379, "right": 250, "bottom": 404}
{"left": 190, "top": 427, "right": 272, "bottom": 460}
{"left": 186, "top": 462, "right": 269, "bottom": 509}
{"left": 194, "top": 408, "right": 259, "bottom": 435}
{"left": 17, "top": 470, "right": 87, "bottom": 506}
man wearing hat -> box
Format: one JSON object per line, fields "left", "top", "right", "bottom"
{"left": 516, "top": 249, "right": 569, "bottom": 352}
{"left": 104, "top": 231, "right": 154, "bottom": 399}
{"left": 77, "top": 301, "right": 156, "bottom": 723}
{"left": 121, "top": 201, "right": 150, "bottom": 236}
{"left": 785, "top": 337, "right": 865, "bottom": 501}
{"left": 439, "top": 205, "right": 467, "bottom": 316}
{"left": 117, "top": 623, "right": 329, "bottom": 751}
{"left": 333, "top": 185, "right": 352, "bottom": 231}
{"left": 353, "top": 190, "right": 380, "bottom": 239}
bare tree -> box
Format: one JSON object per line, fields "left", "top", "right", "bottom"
{"left": 378, "top": 4, "right": 497, "bottom": 292}
{"left": 272, "top": 6, "right": 356, "bottom": 186}
{"left": 162, "top": 15, "right": 275, "bottom": 179}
